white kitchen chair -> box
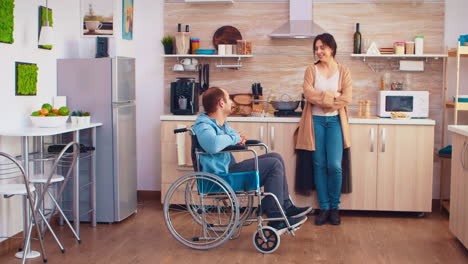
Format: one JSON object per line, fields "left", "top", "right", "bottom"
{"left": 0, "top": 152, "right": 47, "bottom": 264}
{"left": 29, "top": 141, "right": 81, "bottom": 252}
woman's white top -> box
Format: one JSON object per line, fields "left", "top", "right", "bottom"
{"left": 312, "top": 65, "right": 340, "bottom": 116}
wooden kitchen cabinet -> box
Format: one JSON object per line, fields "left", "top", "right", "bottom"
{"left": 376, "top": 125, "right": 434, "bottom": 212}
{"left": 348, "top": 124, "right": 434, "bottom": 212}
{"left": 160, "top": 121, "right": 194, "bottom": 203}
{"left": 342, "top": 124, "right": 378, "bottom": 210}
{"left": 449, "top": 133, "right": 468, "bottom": 248}
{"left": 228, "top": 122, "right": 313, "bottom": 206}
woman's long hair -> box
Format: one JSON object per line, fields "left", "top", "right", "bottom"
{"left": 313, "top": 33, "right": 337, "bottom": 64}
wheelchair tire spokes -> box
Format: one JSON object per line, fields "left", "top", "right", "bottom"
{"left": 163, "top": 172, "right": 240, "bottom": 250}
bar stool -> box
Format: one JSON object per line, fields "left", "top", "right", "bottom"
{"left": 29, "top": 141, "right": 81, "bottom": 252}
{"left": 0, "top": 152, "right": 47, "bottom": 264}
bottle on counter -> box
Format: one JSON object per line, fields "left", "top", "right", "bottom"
{"left": 353, "top": 23, "right": 362, "bottom": 54}
{"left": 415, "top": 36, "right": 424, "bottom": 55}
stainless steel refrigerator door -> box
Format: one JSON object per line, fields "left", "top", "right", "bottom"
{"left": 112, "top": 102, "right": 138, "bottom": 221}
{"left": 112, "top": 57, "right": 136, "bottom": 103}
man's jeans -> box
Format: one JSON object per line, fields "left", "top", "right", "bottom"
{"left": 229, "top": 153, "right": 292, "bottom": 217}
{"left": 312, "top": 115, "right": 343, "bottom": 210}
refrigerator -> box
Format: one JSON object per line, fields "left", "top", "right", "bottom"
{"left": 57, "top": 57, "right": 137, "bottom": 223}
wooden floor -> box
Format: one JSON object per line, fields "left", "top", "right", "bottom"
{"left": 1, "top": 200, "right": 467, "bottom": 264}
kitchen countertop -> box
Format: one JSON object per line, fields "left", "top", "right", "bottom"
{"left": 448, "top": 125, "right": 468, "bottom": 137}
{"left": 161, "top": 115, "right": 436, "bottom": 125}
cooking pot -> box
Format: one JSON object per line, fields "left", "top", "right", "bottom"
{"left": 269, "top": 94, "right": 300, "bottom": 111}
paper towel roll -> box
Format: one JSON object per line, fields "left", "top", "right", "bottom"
{"left": 176, "top": 124, "right": 186, "bottom": 166}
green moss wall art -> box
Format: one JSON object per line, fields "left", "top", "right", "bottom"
{"left": 0, "top": 0, "right": 15, "bottom": 44}
{"left": 38, "top": 6, "right": 53, "bottom": 50}
{"left": 16, "top": 62, "right": 39, "bottom": 96}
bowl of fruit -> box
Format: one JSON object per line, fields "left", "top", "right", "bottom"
{"left": 30, "top": 103, "right": 70, "bottom": 128}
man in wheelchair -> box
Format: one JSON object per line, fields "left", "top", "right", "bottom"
{"left": 192, "top": 87, "right": 312, "bottom": 232}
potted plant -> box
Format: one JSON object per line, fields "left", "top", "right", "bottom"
{"left": 71, "top": 111, "right": 91, "bottom": 126}
{"left": 161, "top": 35, "right": 175, "bottom": 54}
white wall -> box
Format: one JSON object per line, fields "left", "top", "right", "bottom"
{"left": 135, "top": 0, "right": 164, "bottom": 191}
{"left": 0, "top": 0, "right": 139, "bottom": 242}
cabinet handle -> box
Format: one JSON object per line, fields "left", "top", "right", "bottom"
{"left": 381, "top": 127, "right": 386, "bottom": 152}
{"left": 270, "top": 126, "right": 275, "bottom": 151}
{"left": 370, "top": 128, "right": 375, "bottom": 152}
{"left": 260, "top": 126, "right": 264, "bottom": 142}
{"left": 462, "top": 141, "right": 467, "bottom": 170}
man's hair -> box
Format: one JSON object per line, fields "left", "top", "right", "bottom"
{"left": 202, "top": 87, "right": 227, "bottom": 114}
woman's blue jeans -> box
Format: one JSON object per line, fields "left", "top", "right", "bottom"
{"left": 312, "top": 115, "right": 343, "bottom": 210}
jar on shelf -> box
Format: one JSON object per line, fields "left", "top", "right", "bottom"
{"left": 415, "top": 36, "right": 424, "bottom": 55}
{"left": 405, "top": 41, "right": 415, "bottom": 54}
{"left": 237, "top": 40, "right": 252, "bottom": 55}
{"left": 191, "top": 38, "right": 200, "bottom": 54}
{"left": 394, "top": 41, "right": 405, "bottom": 55}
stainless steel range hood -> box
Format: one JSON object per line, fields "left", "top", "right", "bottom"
{"left": 269, "top": 0, "right": 325, "bottom": 39}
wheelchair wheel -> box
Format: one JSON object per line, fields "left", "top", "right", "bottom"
{"left": 253, "top": 226, "right": 280, "bottom": 254}
{"left": 163, "top": 172, "right": 240, "bottom": 250}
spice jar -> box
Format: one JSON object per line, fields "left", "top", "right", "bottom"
{"left": 191, "top": 38, "right": 200, "bottom": 54}
{"left": 394, "top": 41, "right": 405, "bottom": 55}
{"left": 237, "top": 40, "right": 252, "bottom": 55}
{"left": 405, "top": 41, "right": 415, "bottom": 54}
{"left": 415, "top": 36, "right": 424, "bottom": 55}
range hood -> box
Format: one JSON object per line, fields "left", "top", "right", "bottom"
{"left": 269, "top": 0, "right": 324, "bottom": 39}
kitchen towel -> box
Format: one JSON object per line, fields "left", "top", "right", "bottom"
{"left": 176, "top": 124, "right": 186, "bottom": 166}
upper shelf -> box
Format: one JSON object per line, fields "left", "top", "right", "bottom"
{"left": 350, "top": 54, "right": 447, "bottom": 58}
{"left": 163, "top": 54, "right": 253, "bottom": 58}
{"left": 185, "top": 0, "right": 234, "bottom": 4}
{"left": 448, "top": 45, "right": 468, "bottom": 57}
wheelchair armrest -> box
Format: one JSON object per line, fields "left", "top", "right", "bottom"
{"left": 245, "top": 140, "right": 262, "bottom": 145}
{"left": 221, "top": 145, "right": 247, "bottom": 151}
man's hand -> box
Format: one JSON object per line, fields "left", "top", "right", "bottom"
{"left": 334, "top": 92, "right": 341, "bottom": 98}
{"left": 238, "top": 131, "right": 247, "bottom": 145}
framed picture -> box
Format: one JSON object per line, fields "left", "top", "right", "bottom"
{"left": 15, "top": 62, "right": 39, "bottom": 96}
{"left": 81, "top": 0, "right": 113, "bottom": 37}
{"left": 0, "top": 0, "right": 15, "bottom": 44}
{"left": 38, "top": 6, "right": 53, "bottom": 50}
{"left": 122, "top": 0, "right": 133, "bottom": 40}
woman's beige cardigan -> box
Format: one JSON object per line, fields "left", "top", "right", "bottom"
{"left": 295, "top": 63, "right": 353, "bottom": 151}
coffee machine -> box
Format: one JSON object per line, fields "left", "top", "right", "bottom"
{"left": 170, "top": 77, "right": 199, "bottom": 115}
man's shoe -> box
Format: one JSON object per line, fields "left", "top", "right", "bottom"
{"left": 314, "top": 209, "right": 330, "bottom": 226}
{"left": 268, "top": 216, "right": 307, "bottom": 235}
{"left": 329, "top": 209, "right": 341, "bottom": 225}
{"left": 285, "top": 205, "right": 313, "bottom": 218}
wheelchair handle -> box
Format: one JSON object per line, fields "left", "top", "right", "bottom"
{"left": 173, "top": 128, "right": 188, "bottom": 134}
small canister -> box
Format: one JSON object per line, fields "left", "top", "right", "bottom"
{"left": 394, "top": 41, "right": 405, "bottom": 55}
{"left": 415, "top": 36, "right": 424, "bottom": 55}
{"left": 405, "top": 41, "right": 415, "bottom": 54}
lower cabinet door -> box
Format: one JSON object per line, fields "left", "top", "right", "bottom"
{"left": 376, "top": 125, "right": 433, "bottom": 212}
{"left": 342, "top": 124, "right": 378, "bottom": 210}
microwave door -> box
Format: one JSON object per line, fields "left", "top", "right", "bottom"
{"left": 385, "top": 96, "right": 414, "bottom": 112}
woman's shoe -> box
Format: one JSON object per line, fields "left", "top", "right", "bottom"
{"left": 329, "top": 209, "right": 341, "bottom": 225}
{"left": 314, "top": 209, "right": 330, "bottom": 226}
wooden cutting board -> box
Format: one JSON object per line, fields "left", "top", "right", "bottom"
{"left": 212, "top": 26, "right": 242, "bottom": 50}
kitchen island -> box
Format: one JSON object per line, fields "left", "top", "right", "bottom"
{"left": 161, "top": 115, "right": 435, "bottom": 213}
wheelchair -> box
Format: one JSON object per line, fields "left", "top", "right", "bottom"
{"left": 163, "top": 127, "right": 305, "bottom": 253}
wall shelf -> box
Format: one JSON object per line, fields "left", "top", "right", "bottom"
{"left": 350, "top": 53, "right": 447, "bottom": 62}
{"left": 164, "top": 54, "right": 253, "bottom": 69}
{"left": 163, "top": 54, "right": 252, "bottom": 58}
{"left": 185, "top": 0, "right": 234, "bottom": 4}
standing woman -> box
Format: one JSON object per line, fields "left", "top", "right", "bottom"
{"left": 295, "top": 33, "right": 353, "bottom": 225}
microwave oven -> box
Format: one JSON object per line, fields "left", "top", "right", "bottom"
{"left": 377, "top": 90, "right": 429, "bottom": 118}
